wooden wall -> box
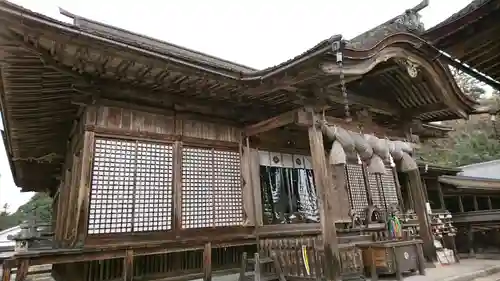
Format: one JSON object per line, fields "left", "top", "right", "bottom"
{"left": 54, "top": 104, "right": 258, "bottom": 249}
{"left": 53, "top": 109, "right": 86, "bottom": 247}
{"left": 84, "top": 105, "right": 240, "bottom": 144}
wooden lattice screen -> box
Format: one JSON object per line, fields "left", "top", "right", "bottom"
{"left": 88, "top": 138, "right": 174, "bottom": 234}
{"left": 367, "top": 167, "right": 399, "bottom": 211}
{"left": 181, "top": 147, "right": 243, "bottom": 229}
{"left": 380, "top": 167, "right": 399, "bottom": 206}
{"left": 345, "top": 164, "right": 369, "bottom": 219}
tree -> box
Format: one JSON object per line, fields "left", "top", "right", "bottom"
{"left": 0, "top": 193, "right": 52, "bottom": 231}
{"left": 416, "top": 69, "right": 500, "bottom": 167}
{"left": 1, "top": 203, "right": 8, "bottom": 216}
{"left": 450, "top": 67, "right": 486, "bottom": 100}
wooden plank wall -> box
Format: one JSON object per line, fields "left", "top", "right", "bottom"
{"left": 53, "top": 110, "right": 85, "bottom": 247}
{"left": 84, "top": 105, "right": 240, "bottom": 144}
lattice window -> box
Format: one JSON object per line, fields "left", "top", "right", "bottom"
{"left": 214, "top": 150, "right": 242, "bottom": 227}
{"left": 182, "top": 147, "right": 214, "bottom": 229}
{"left": 367, "top": 167, "right": 399, "bottom": 211}
{"left": 380, "top": 167, "right": 399, "bottom": 207}
{"left": 134, "top": 142, "right": 173, "bottom": 232}
{"left": 88, "top": 138, "right": 173, "bottom": 234}
{"left": 345, "top": 164, "right": 369, "bottom": 219}
{"left": 181, "top": 147, "right": 243, "bottom": 229}
{"left": 89, "top": 138, "right": 135, "bottom": 234}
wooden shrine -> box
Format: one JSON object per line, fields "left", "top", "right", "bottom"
{"left": 420, "top": 164, "right": 500, "bottom": 257}
{"left": 0, "top": 1, "right": 487, "bottom": 281}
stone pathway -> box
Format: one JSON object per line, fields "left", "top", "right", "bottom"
{"left": 473, "top": 272, "right": 500, "bottom": 281}
{"left": 405, "top": 259, "right": 500, "bottom": 281}
{"left": 1, "top": 258, "right": 499, "bottom": 281}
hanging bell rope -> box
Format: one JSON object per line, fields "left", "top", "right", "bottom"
{"left": 367, "top": 154, "right": 386, "bottom": 174}
{"left": 399, "top": 152, "right": 418, "bottom": 172}
{"left": 329, "top": 141, "right": 346, "bottom": 165}
{"left": 350, "top": 132, "right": 373, "bottom": 162}
{"left": 318, "top": 122, "right": 418, "bottom": 170}
{"left": 320, "top": 122, "right": 337, "bottom": 142}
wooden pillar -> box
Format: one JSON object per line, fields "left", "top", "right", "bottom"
{"left": 1, "top": 259, "right": 13, "bottom": 281}
{"left": 392, "top": 167, "right": 404, "bottom": 211}
{"left": 406, "top": 169, "right": 436, "bottom": 262}
{"left": 203, "top": 242, "right": 212, "bottom": 281}
{"left": 487, "top": 196, "right": 493, "bottom": 210}
{"left": 436, "top": 181, "right": 445, "bottom": 210}
{"left": 468, "top": 224, "right": 475, "bottom": 257}
{"left": 401, "top": 173, "right": 414, "bottom": 211}
{"left": 458, "top": 196, "right": 464, "bottom": 212}
{"left": 123, "top": 250, "right": 134, "bottom": 281}
{"left": 73, "top": 130, "right": 95, "bottom": 246}
{"left": 172, "top": 141, "right": 183, "bottom": 232}
{"left": 473, "top": 196, "right": 479, "bottom": 211}
{"left": 421, "top": 178, "right": 429, "bottom": 202}
{"left": 15, "top": 259, "right": 29, "bottom": 281}
{"left": 307, "top": 116, "right": 341, "bottom": 281}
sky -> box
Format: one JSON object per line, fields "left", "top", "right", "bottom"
{"left": 0, "top": 0, "right": 475, "bottom": 212}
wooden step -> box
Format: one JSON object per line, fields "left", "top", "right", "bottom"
{"left": 244, "top": 272, "right": 280, "bottom": 281}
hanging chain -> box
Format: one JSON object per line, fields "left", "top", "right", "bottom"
{"left": 334, "top": 40, "right": 351, "bottom": 122}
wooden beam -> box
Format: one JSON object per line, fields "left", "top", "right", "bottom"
{"left": 295, "top": 108, "right": 408, "bottom": 139}
{"left": 306, "top": 108, "right": 341, "bottom": 281}
{"left": 322, "top": 88, "right": 398, "bottom": 116}
{"left": 71, "top": 83, "right": 261, "bottom": 122}
{"left": 244, "top": 109, "right": 298, "bottom": 136}
{"left": 453, "top": 210, "right": 500, "bottom": 223}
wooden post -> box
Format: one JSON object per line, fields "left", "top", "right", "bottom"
{"left": 488, "top": 196, "right": 493, "bottom": 210}
{"left": 391, "top": 247, "right": 403, "bottom": 281}
{"left": 1, "top": 260, "right": 13, "bottom": 281}
{"left": 254, "top": 253, "right": 262, "bottom": 281}
{"left": 73, "top": 130, "right": 95, "bottom": 246}
{"left": 15, "top": 259, "right": 29, "bottom": 281}
{"left": 203, "top": 242, "right": 212, "bottom": 281}
{"left": 473, "top": 196, "right": 479, "bottom": 211}
{"left": 392, "top": 167, "right": 405, "bottom": 211}
{"left": 468, "top": 224, "right": 475, "bottom": 257}
{"left": 172, "top": 141, "right": 183, "bottom": 232}
{"left": 436, "top": 181, "right": 445, "bottom": 210}
{"left": 123, "top": 250, "right": 134, "bottom": 281}
{"left": 307, "top": 113, "right": 341, "bottom": 281}
{"left": 458, "top": 196, "right": 464, "bottom": 212}
{"left": 406, "top": 169, "right": 436, "bottom": 262}
{"left": 421, "top": 178, "right": 429, "bottom": 202}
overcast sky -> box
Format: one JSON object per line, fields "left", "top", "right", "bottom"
{"left": 0, "top": 0, "right": 474, "bottom": 212}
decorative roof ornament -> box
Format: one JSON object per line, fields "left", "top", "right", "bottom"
{"left": 347, "top": 0, "right": 429, "bottom": 49}
{"left": 394, "top": 10, "right": 425, "bottom": 33}
{"left": 395, "top": 59, "right": 420, "bottom": 78}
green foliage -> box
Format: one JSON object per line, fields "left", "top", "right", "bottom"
{"left": 417, "top": 115, "right": 500, "bottom": 167}
{"left": 417, "top": 68, "right": 500, "bottom": 167}
{"left": 0, "top": 193, "right": 52, "bottom": 231}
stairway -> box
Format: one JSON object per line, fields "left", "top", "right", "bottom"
{"left": 238, "top": 252, "right": 286, "bottom": 281}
